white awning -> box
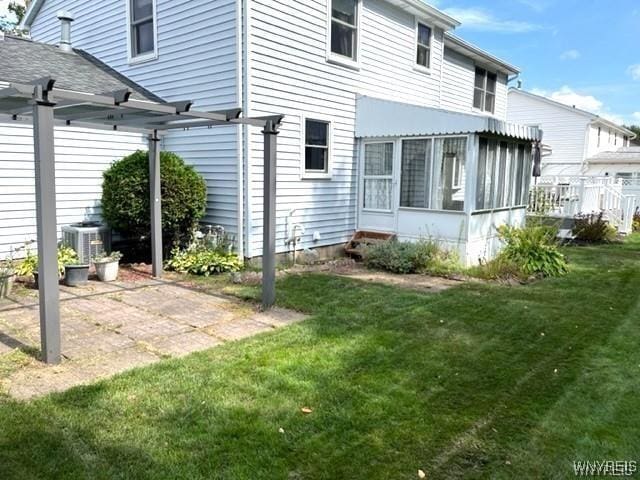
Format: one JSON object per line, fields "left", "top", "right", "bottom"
{"left": 355, "top": 96, "right": 542, "bottom": 141}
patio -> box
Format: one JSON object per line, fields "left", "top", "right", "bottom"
{"left": 0, "top": 271, "right": 305, "bottom": 400}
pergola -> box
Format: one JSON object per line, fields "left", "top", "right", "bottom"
{"left": 0, "top": 77, "right": 282, "bottom": 364}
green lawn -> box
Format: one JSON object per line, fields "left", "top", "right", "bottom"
{"left": 2, "top": 237, "right": 640, "bottom": 479}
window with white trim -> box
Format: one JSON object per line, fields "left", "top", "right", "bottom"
{"left": 129, "top": 0, "right": 156, "bottom": 60}
{"left": 400, "top": 137, "right": 467, "bottom": 211}
{"left": 363, "top": 143, "right": 394, "bottom": 210}
{"left": 304, "top": 119, "right": 330, "bottom": 175}
{"left": 330, "top": 0, "right": 358, "bottom": 61}
{"left": 473, "top": 67, "right": 497, "bottom": 113}
{"left": 416, "top": 22, "right": 431, "bottom": 69}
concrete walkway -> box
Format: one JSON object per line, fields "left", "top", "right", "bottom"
{"left": 0, "top": 275, "right": 305, "bottom": 400}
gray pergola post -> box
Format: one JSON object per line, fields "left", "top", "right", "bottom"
{"left": 148, "top": 130, "right": 163, "bottom": 278}
{"left": 32, "top": 83, "right": 61, "bottom": 364}
{"left": 261, "top": 119, "right": 279, "bottom": 308}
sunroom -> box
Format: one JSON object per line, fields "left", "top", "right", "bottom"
{"left": 355, "top": 97, "right": 542, "bottom": 266}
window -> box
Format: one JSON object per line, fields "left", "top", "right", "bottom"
{"left": 363, "top": 143, "right": 394, "bottom": 210}
{"left": 330, "top": 0, "right": 358, "bottom": 61}
{"left": 473, "top": 68, "right": 497, "bottom": 114}
{"left": 416, "top": 22, "right": 431, "bottom": 69}
{"left": 128, "top": 0, "right": 156, "bottom": 61}
{"left": 476, "top": 138, "right": 532, "bottom": 210}
{"left": 624, "top": 136, "right": 629, "bottom": 147}
{"left": 615, "top": 132, "right": 618, "bottom": 146}
{"left": 400, "top": 137, "right": 466, "bottom": 211}
{"left": 597, "top": 127, "right": 601, "bottom": 147}
{"left": 303, "top": 119, "right": 330, "bottom": 176}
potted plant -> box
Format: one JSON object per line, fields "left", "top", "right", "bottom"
{"left": 29, "top": 245, "right": 78, "bottom": 288}
{"left": 64, "top": 258, "right": 90, "bottom": 287}
{"left": 93, "top": 251, "right": 123, "bottom": 282}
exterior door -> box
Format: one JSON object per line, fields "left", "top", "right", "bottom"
{"left": 358, "top": 141, "right": 398, "bottom": 233}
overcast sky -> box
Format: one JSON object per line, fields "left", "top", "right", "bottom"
{"left": 2, "top": 0, "right": 638, "bottom": 126}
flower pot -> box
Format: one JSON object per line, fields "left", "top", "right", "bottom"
{"left": 0, "top": 270, "right": 15, "bottom": 299}
{"left": 94, "top": 260, "right": 119, "bottom": 282}
{"left": 64, "top": 264, "right": 90, "bottom": 287}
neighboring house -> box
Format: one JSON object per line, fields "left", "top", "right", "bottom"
{"left": 507, "top": 88, "right": 636, "bottom": 177}
{"left": 6, "top": 0, "right": 541, "bottom": 266}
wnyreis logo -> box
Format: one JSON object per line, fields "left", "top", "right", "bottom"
{"left": 573, "top": 460, "right": 637, "bottom": 477}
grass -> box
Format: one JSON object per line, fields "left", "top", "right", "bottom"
{"left": 1, "top": 237, "right": 640, "bottom": 479}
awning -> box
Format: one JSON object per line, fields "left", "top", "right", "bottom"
{"left": 355, "top": 96, "right": 542, "bottom": 142}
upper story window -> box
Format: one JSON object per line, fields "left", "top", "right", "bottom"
{"left": 303, "top": 118, "right": 332, "bottom": 178}
{"left": 329, "top": 0, "right": 359, "bottom": 63}
{"left": 128, "top": 0, "right": 157, "bottom": 62}
{"left": 473, "top": 67, "right": 497, "bottom": 114}
{"left": 416, "top": 22, "right": 431, "bottom": 70}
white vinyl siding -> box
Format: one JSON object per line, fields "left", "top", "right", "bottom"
{"left": 440, "top": 47, "right": 508, "bottom": 119}
{"left": 246, "top": 0, "right": 450, "bottom": 256}
{"left": 507, "top": 90, "right": 591, "bottom": 176}
{"left": 0, "top": 122, "right": 145, "bottom": 257}
{"left": 29, "top": 0, "right": 241, "bottom": 240}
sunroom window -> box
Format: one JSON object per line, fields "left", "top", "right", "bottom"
{"left": 475, "top": 137, "right": 532, "bottom": 210}
{"left": 363, "top": 143, "right": 394, "bottom": 210}
{"left": 330, "top": 0, "right": 358, "bottom": 61}
{"left": 129, "top": 0, "right": 156, "bottom": 59}
{"left": 400, "top": 137, "right": 466, "bottom": 211}
{"left": 473, "top": 68, "right": 497, "bottom": 113}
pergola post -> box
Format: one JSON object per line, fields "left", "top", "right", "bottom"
{"left": 261, "top": 119, "right": 279, "bottom": 308}
{"left": 33, "top": 86, "right": 61, "bottom": 364}
{"left": 148, "top": 130, "right": 163, "bottom": 278}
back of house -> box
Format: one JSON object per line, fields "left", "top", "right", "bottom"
{"left": 2, "top": 0, "right": 540, "bottom": 265}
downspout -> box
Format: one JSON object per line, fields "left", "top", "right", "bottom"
{"left": 242, "top": 0, "right": 252, "bottom": 258}
{"left": 235, "top": 0, "right": 244, "bottom": 259}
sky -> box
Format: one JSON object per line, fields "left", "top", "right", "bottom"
{"left": 0, "top": 1, "right": 638, "bottom": 126}
{"left": 431, "top": 0, "right": 640, "bottom": 126}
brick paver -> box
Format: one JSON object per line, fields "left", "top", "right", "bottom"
{"left": 0, "top": 277, "right": 306, "bottom": 399}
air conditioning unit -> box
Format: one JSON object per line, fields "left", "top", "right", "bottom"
{"left": 61, "top": 222, "right": 111, "bottom": 264}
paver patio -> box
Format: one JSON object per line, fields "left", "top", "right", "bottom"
{"left": 0, "top": 273, "right": 306, "bottom": 400}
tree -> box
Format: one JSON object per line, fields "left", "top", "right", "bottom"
{"left": 0, "top": 1, "right": 30, "bottom": 34}
{"left": 624, "top": 125, "right": 640, "bottom": 146}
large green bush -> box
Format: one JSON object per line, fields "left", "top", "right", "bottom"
{"left": 101, "top": 150, "right": 207, "bottom": 244}
{"left": 497, "top": 224, "right": 568, "bottom": 278}
{"left": 364, "top": 239, "right": 460, "bottom": 275}
{"left": 572, "top": 212, "right": 617, "bottom": 243}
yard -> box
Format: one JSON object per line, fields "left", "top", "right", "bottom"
{"left": 1, "top": 237, "right": 639, "bottom": 479}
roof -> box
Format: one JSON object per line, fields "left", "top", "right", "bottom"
{"left": 355, "top": 96, "right": 542, "bottom": 141}
{"left": 508, "top": 88, "right": 636, "bottom": 138}
{"left": 385, "top": 0, "right": 460, "bottom": 30}
{"left": 444, "top": 34, "right": 520, "bottom": 75}
{"left": 586, "top": 147, "right": 640, "bottom": 165}
{"left": 0, "top": 35, "right": 161, "bottom": 102}
{"left": 22, "top": 0, "right": 461, "bottom": 30}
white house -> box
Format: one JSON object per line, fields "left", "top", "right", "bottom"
{"left": 3, "top": 0, "right": 541, "bottom": 266}
{"left": 507, "top": 88, "right": 636, "bottom": 178}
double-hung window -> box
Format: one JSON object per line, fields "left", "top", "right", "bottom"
{"left": 473, "top": 67, "right": 497, "bottom": 114}
{"left": 363, "top": 143, "right": 394, "bottom": 210}
{"left": 128, "top": 0, "right": 156, "bottom": 61}
{"left": 303, "top": 119, "right": 331, "bottom": 177}
{"left": 330, "top": 0, "right": 358, "bottom": 62}
{"left": 416, "top": 22, "right": 431, "bottom": 69}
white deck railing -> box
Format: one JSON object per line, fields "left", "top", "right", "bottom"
{"left": 528, "top": 176, "right": 638, "bottom": 234}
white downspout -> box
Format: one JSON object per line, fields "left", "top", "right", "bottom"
{"left": 235, "top": 0, "right": 244, "bottom": 259}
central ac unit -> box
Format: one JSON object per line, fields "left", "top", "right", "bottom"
{"left": 61, "top": 222, "right": 111, "bottom": 264}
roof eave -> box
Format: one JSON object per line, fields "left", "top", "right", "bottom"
{"left": 445, "top": 33, "right": 520, "bottom": 75}
{"left": 390, "top": 0, "right": 461, "bottom": 30}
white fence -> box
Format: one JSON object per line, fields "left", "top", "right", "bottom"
{"left": 528, "top": 176, "right": 638, "bottom": 234}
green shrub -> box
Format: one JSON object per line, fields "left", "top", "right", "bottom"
{"left": 497, "top": 224, "right": 568, "bottom": 278}
{"left": 632, "top": 209, "right": 640, "bottom": 232}
{"left": 166, "top": 247, "right": 242, "bottom": 276}
{"left": 572, "top": 212, "right": 617, "bottom": 243}
{"left": 468, "top": 255, "right": 524, "bottom": 282}
{"left": 364, "top": 239, "right": 460, "bottom": 275}
{"left": 101, "top": 150, "right": 207, "bottom": 245}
